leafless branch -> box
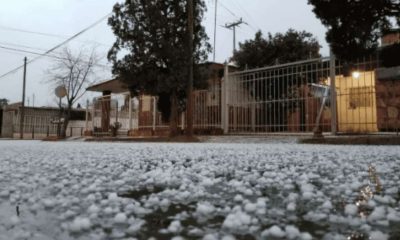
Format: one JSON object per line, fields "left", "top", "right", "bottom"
{"left": 46, "top": 46, "right": 100, "bottom": 108}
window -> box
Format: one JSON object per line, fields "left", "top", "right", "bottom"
{"left": 349, "top": 87, "right": 372, "bottom": 108}
{"left": 141, "top": 96, "right": 152, "bottom": 112}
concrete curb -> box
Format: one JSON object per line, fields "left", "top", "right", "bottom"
{"left": 299, "top": 136, "right": 400, "bottom": 145}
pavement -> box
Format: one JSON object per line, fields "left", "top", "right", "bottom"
{"left": 2, "top": 134, "right": 400, "bottom": 145}
{"left": 299, "top": 134, "right": 400, "bottom": 145}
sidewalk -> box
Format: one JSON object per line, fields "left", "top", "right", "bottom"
{"left": 299, "top": 134, "right": 400, "bottom": 145}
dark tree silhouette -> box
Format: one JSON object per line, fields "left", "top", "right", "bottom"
{"left": 0, "top": 98, "right": 8, "bottom": 109}
{"left": 232, "top": 29, "right": 321, "bottom": 69}
{"left": 231, "top": 30, "right": 322, "bottom": 131}
{"left": 108, "top": 0, "right": 211, "bottom": 136}
{"left": 308, "top": 0, "right": 400, "bottom": 61}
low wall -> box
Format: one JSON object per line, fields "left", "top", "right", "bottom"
{"left": 376, "top": 78, "right": 400, "bottom": 131}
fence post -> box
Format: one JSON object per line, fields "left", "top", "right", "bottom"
{"left": 152, "top": 97, "right": 156, "bottom": 131}
{"left": 70, "top": 127, "right": 72, "bottom": 137}
{"left": 330, "top": 49, "right": 337, "bottom": 135}
{"left": 91, "top": 99, "right": 95, "bottom": 132}
{"left": 181, "top": 112, "right": 185, "bottom": 130}
{"left": 128, "top": 94, "right": 133, "bottom": 130}
{"left": 32, "top": 126, "right": 34, "bottom": 139}
{"left": 47, "top": 125, "right": 49, "bottom": 137}
{"left": 251, "top": 82, "right": 256, "bottom": 132}
{"left": 85, "top": 99, "right": 89, "bottom": 131}
{"left": 222, "top": 62, "right": 229, "bottom": 134}
{"left": 115, "top": 100, "right": 119, "bottom": 124}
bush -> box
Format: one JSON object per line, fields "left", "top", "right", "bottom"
{"left": 110, "top": 122, "right": 122, "bottom": 137}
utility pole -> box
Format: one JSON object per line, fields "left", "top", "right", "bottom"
{"left": 224, "top": 18, "right": 245, "bottom": 55}
{"left": 19, "top": 57, "right": 27, "bottom": 139}
{"left": 213, "top": 0, "right": 217, "bottom": 62}
{"left": 186, "top": 0, "right": 194, "bottom": 137}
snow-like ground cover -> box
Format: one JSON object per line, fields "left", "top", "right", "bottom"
{"left": 0, "top": 140, "right": 399, "bottom": 240}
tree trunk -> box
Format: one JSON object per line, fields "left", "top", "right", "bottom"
{"left": 169, "top": 91, "right": 179, "bottom": 137}
{"left": 61, "top": 105, "right": 72, "bottom": 138}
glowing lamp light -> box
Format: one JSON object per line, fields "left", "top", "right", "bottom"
{"left": 352, "top": 71, "right": 361, "bottom": 79}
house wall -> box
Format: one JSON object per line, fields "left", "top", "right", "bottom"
{"left": 1, "top": 106, "right": 86, "bottom": 139}
{"left": 382, "top": 32, "right": 400, "bottom": 46}
{"left": 287, "top": 85, "right": 332, "bottom": 132}
{"left": 336, "top": 71, "right": 378, "bottom": 133}
{"left": 375, "top": 78, "right": 400, "bottom": 131}
{"left": 1, "top": 110, "right": 15, "bottom": 138}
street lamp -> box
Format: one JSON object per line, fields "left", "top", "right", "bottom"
{"left": 352, "top": 71, "right": 361, "bottom": 79}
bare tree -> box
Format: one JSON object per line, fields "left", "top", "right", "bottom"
{"left": 48, "top": 47, "right": 100, "bottom": 137}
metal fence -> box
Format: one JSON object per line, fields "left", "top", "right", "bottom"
{"left": 334, "top": 57, "right": 380, "bottom": 133}
{"left": 222, "top": 56, "right": 392, "bottom": 134}
{"left": 192, "top": 87, "right": 222, "bottom": 132}
{"left": 89, "top": 94, "right": 137, "bottom": 136}
{"left": 1, "top": 107, "right": 86, "bottom": 139}
{"left": 84, "top": 56, "right": 398, "bottom": 136}
{"left": 224, "top": 58, "right": 332, "bottom": 133}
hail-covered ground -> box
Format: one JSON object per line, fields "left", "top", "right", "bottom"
{"left": 0, "top": 139, "right": 399, "bottom": 240}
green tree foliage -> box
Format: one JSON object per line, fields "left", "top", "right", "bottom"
{"left": 308, "top": 0, "right": 400, "bottom": 61}
{"left": 380, "top": 43, "right": 400, "bottom": 67}
{"left": 108, "top": 0, "right": 211, "bottom": 135}
{"left": 231, "top": 30, "right": 322, "bottom": 131}
{"left": 232, "top": 29, "right": 321, "bottom": 69}
{"left": 0, "top": 98, "right": 8, "bottom": 109}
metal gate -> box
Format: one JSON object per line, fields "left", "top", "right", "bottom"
{"left": 223, "top": 57, "right": 381, "bottom": 134}
{"left": 192, "top": 87, "right": 222, "bottom": 132}
{"left": 90, "top": 94, "right": 136, "bottom": 136}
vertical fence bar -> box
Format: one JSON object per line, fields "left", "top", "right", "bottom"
{"left": 91, "top": 99, "right": 95, "bottom": 132}
{"left": 85, "top": 99, "right": 89, "bottom": 132}
{"left": 330, "top": 50, "right": 337, "bottom": 135}
{"left": 128, "top": 94, "right": 133, "bottom": 130}
{"left": 222, "top": 63, "right": 229, "bottom": 134}
{"left": 152, "top": 97, "right": 156, "bottom": 132}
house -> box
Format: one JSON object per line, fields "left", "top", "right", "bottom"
{"left": 85, "top": 62, "right": 234, "bottom": 136}
{"left": 1, "top": 102, "right": 86, "bottom": 139}
{"left": 280, "top": 30, "right": 400, "bottom": 134}
{"left": 85, "top": 78, "right": 133, "bottom": 135}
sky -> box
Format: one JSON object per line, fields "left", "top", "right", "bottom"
{"left": 0, "top": 0, "right": 329, "bottom": 107}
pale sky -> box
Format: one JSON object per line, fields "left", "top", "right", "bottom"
{"left": 0, "top": 0, "right": 329, "bottom": 107}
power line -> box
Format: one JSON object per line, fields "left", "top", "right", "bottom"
{"left": 0, "top": 41, "right": 62, "bottom": 54}
{"left": 218, "top": 1, "right": 239, "bottom": 19}
{"left": 0, "top": 12, "right": 111, "bottom": 80}
{"left": 0, "top": 25, "right": 110, "bottom": 48}
{"left": 0, "top": 45, "right": 61, "bottom": 58}
{"left": 216, "top": 1, "right": 257, "bottom": 34}
{"left": 231, "top": 0, "right": 261, "bottom": 31}
{"left": 213, "top": 0, "right": 218, "bottom": 61}
{"left": 224, "top": 18, "right": 246, "bottom": 55}
{"left": 0, "top": 25, "right": 71, "bottom": 39}
{"left": 0, "top": 45, "right": 111, "bottom": 69}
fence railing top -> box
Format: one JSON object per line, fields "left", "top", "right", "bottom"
{"left": 228, "top": 57, "right": 331, "bottom": 76}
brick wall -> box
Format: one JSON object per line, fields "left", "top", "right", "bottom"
{"left": 382, "top": 32, "right": 400, "bottom": 46}
{"left": 375, "top": 78, "right": 400, "bottom": 131}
